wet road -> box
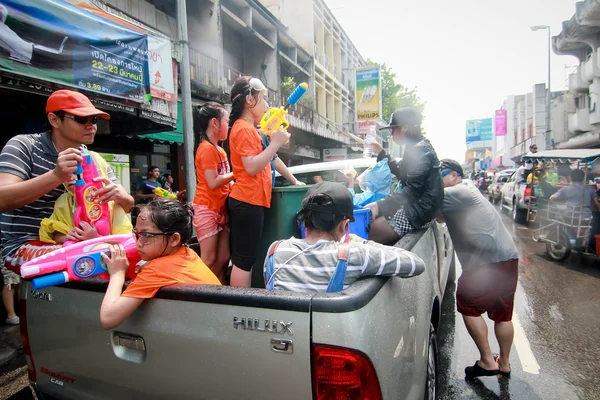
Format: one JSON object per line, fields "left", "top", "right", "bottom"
{"left": 2, "top": 206, "right": 599, "bottom": 399}
{"left": 438, "top": 207, "right": 600, "bottom": 400}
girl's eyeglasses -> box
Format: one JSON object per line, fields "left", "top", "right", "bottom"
{"left": 132, "top": 228, "right": 175, "bottom": 243}
{"left": 64, "top": 114, "right": 98, "bottom": 125}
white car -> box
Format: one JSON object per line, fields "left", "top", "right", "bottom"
{"left": 275, "top": 158, "right": 377, "bottom": 187}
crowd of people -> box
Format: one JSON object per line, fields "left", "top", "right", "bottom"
{"left": 0, "top": 78, "right": 524, "bottom": 379}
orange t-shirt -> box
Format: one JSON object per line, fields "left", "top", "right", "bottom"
{"left": 229, "top": 119, "right": 272, "bottom": 208}
{"left": 122, "top": 247, "right": 221, "bottom": 299}
{"left": 193, "top": 140, "right": 231, "bottom": 214}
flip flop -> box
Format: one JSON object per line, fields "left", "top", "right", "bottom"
{"left": 494, "top": 353, "right": 511, "bottom": 377}
{"left": 465, "top": 361, "right": 500, "bottom": 379}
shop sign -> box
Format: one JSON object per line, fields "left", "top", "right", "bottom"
{"left": 293, "top": 145, "right": 320, "bottom": 160}
{"left": 323, "top": 148, "right": 348, "bottom": 161}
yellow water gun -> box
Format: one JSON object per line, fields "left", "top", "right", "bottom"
{"left": 147, "top": 184, "right": 178, "bottom": 200}
{"left": 260, "top": 82, "right": 309, "bottom": 134}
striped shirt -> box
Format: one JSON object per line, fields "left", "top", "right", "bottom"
{"left": 264, "top": 238, "right": 425, "bottom": 292}
{"left": 0, "top": 131, "right": 117, "bottom": 259}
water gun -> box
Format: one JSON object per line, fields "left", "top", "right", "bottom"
{"left": 72, "top": 149, "right": 111, "bottom": 236}
{"left": 260, "top": 82, "right": 308, "bottom": 134}
{"left": 146, "top": 184, "right": 177, "bottom": 199}
{"left": 21, "top": 234, "right": 140, "bottom": 290}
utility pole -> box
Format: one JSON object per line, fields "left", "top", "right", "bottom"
{"left": 177, "top": 0, "right": 196, "bottom": 199}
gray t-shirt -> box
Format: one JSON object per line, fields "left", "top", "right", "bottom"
{"left": 552, "top": 183, "right": 593, "bottom": 208}
{"left": 442, "top": 184, "right": 518, "bottom": 269}
{"left": 0, "top": 131, "right": 117, "bottom": 259}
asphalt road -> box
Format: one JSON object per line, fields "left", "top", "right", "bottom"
{"left": 2, "top": 204, "right": 599, "bottom": 400}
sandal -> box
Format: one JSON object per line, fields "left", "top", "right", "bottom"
{"left": 465, "top": 361, "right": 500, "bottom": 379}
{"left": 494, "top": 353, "right": 511, "bottom": 377}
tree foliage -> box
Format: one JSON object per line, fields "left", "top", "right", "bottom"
{"left": 367, "top": 59, "right": 426, "bottom": 122}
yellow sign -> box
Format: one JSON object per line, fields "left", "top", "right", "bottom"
{"left": 356, "top": 66, "right": 382, "bottom": 122}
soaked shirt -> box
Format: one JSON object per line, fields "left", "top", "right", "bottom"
{"left": 442, "top": 184, "right": 518, "bottom": 269}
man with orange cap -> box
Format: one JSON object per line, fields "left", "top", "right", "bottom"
{"left": 0, "top": 89, "right": 133, "bottom": 325}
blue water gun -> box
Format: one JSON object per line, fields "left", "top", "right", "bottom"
{"left": 260, "top": 83, "right": 308, "bottom": 134}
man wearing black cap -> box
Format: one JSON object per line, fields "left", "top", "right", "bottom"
{"left": 439, "top": 159, "right": 519, "bottom": 379}
{"left": 367, "top": 107, "right": 444, "bottom": 244}
{"left": 263, "top": 182, "right": 425, "bottom": 292}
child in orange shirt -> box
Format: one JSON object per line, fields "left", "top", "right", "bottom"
{"left": 227, "top": 76, "right": 303, "bottom": 287}
{"left": 99, "top": 198, "right": 220, "bottom": 329}
{"left": 192, "top": 102, "right": 234, "bottom": 284}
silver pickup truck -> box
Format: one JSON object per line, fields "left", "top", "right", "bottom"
{"left": 20, "top": 223, "right": 454, "bottom": 400}
{"left": 501, "top": 170, "right": 533, "bottom": 224}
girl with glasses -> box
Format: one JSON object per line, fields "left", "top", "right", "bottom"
{"left": 226, "top": 75, "right": 302, "bottom": 288}
{"left": 99, "top": 198, "right": 221, "bottom": 329}
{"left": 192, "top": 102, "right": 234, "bottom": 284}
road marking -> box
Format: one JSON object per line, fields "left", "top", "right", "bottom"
{"left": 512, "top": 313, "right": 540, "bottom": 374}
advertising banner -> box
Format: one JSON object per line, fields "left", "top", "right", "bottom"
{"left": 358, "top": 121, "right": 376, "bottom": 135}
{"left": 466, "top": 118, "right": 493, "bottom": 144}
{"left": 494, "top": 110, "right": 507, "bottom": 136}
{"left": 147, "top": 35, "right": 175, "bottom": 102}
{"left": 0, "top": 0, "right": 150, "bottom": 102}
{"left": 356, "top": 67, "right": 382, "bottom": 122}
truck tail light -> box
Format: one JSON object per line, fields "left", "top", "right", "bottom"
{"left": 19, "top": 298, "right": 36, "bottom": 382}
{"left": 312, "top": 344, "right": 382, "bottom": 400}
{"left": 524, "top": 187, "right": 532, "bottom": 201}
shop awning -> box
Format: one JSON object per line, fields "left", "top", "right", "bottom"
{"left": 138, "top": 102, "right": 183, "bottom": 144}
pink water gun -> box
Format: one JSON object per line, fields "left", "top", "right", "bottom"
{"left": 21, "top": 234, "right": 140, "bottom": 290}
{"left": 65, "top": 149, "right": 111, "bottom": 246}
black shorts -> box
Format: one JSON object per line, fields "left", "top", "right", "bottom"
{"left": 228, "top": 197, "right": 266, "bottom": 271}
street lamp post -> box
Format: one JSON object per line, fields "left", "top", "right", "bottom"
{"left": 531, "top": 25, "right": 552, "bottom": 150}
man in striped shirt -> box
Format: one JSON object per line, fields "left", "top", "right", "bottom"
{"left": 264, "top": 182, "right": 425, "bottom": 292}
{"left": 0, "top": 90, "right": 134, "bottom": 324}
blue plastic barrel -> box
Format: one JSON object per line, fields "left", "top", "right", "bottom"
{"left": 299, "top": 208, "right": 371, "bottom": 239}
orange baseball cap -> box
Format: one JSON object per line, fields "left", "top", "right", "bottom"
{"left": 46, "top": 90, "right": 110, "bottom": 120}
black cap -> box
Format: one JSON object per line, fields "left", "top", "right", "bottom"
{"left": 300, "top": 182, "right": 355, "bottom": 225}
{"left": 379, "top": 107, "right": 422, "bottom": 131}
{"left": 440, "top": 159, "right": 464, "bottom": 177}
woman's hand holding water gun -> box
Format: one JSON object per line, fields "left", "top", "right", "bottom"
{"left": 270, "top": 128, "right": 291, "bottom": 148}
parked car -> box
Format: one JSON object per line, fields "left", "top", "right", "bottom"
{"left": 22, "top": 157, "right": 454, "bottom": 400}
{"left": 488, "top": 169, "right": 516, "bottom": 204}
{"left": 501, "top": 170, "right": 533, "bottom": 224}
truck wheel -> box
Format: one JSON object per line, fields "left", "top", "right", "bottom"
{"left": 424, "top": 323, "right": 437, "bottom": 400}
{"left": 512, "top": 200, "right": 527, "bottom": 225}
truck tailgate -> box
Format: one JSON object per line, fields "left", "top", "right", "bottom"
{"left": 24, "top": 281, "right": 314, "bottom": 400}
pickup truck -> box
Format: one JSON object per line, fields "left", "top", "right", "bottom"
{"left": 20, "top": 167, "right": 454, "bottom": 400}
{"left": 501, "top": 170, "right": 533, "bottom": 224}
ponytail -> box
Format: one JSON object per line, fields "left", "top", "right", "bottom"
{"left": 193, "top": 102, "right": 226, "bottom": 151}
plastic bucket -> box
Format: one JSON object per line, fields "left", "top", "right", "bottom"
{"left": 299, "top": 208, "right": 372, "bottom": 239}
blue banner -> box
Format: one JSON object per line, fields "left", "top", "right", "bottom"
{"left": 0, "top": 0, "right": 150, "bottom": 102}
{"left": 466, "top": 118, "right": 493, "bottom": 143}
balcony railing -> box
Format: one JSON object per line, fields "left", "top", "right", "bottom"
{"left": 189, "top": 47, "right": 219, "bottom": 89}
{"left": 224, "top": 65, "right": 243, "bottom": 92}
{"left": 314, "top": 43, "right": 321, "bottom": 62}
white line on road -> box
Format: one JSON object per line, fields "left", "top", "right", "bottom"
{"left": 512, "top": 313, "right": 540, "bottom": 374}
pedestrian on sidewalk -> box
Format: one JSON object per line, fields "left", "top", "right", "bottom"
{"left": 439, "top": 159, "right": 519, "bottom": 379}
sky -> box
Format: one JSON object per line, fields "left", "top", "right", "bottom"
{"left": 324, "top": 0, "right": 580, "bottom": 163}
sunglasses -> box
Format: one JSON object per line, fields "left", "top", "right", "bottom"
{"left": 231, "top": 77, "right": 267, "bottom": 102}
{"left": 64, "top": 114, "right": 98, "bottom": 125}
{"left": 132, "top": 228, "right": 175, "bottom": 242}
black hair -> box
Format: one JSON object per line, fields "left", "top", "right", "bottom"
{"left": 298, "top": 194, "right": 345, "bottom": 233}
{"left": 162, "top": 173, "right": 172, "bottom": 180}
{"left": 224, "top": 75, "right": 262, "bottom": 159}
{"left": 148, "top": 165, "right": 159, "bottom": 173}
{"left": 193, "top": 102, "right": 227, "bottom": 150}
{"left": 136, "top": 198, "right": 194, "bottom": 245}
{"left": 571, "top": 169, "right": 585, "bottom": 183}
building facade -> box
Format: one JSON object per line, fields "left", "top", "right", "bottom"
{"left": 553, "top": 1, "right": 600, "bottom": 149}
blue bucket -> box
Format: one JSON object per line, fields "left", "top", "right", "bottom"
{"left": 298, "top": 207, "right": 371, "bottom": 239}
